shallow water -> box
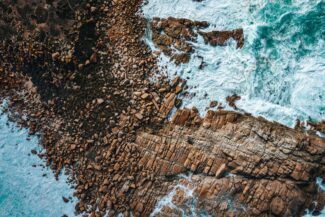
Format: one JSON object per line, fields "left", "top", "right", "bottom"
{"left": 0, "top": 103, "right": 78, "bottom": 217}
{"left": 142, "top": 0, "right": 325, "bottom": 127}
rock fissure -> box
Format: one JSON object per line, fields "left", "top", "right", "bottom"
{"left": 0, "top": 1, "right": 324, "bottom": 217}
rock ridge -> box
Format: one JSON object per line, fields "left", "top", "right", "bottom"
{"left": 0, "top": 1, "right": 324, "bottom": 217}
{"left": 130, "top": 108, "right": 325, "bottom": 216}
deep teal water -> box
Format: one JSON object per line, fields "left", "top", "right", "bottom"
{"left": 251, "top": 1, "right": 325, "bottom": 122}
{"left": 143, "top": 0, "right": 325, "bottom": 127}
{"left": 0, "top": 1, "right": 324, "bottom": 217}
{"left": 143, "top": 0, "right": 325, "bottom": 216}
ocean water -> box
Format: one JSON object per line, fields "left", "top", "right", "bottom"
{"left": 0, "top": 1, "right": 324, "bottom": 217}
{"left": 150, "top": 175, "right": 325, "bottom": 217}
{"left": 150, "top": 174, "right": 198, "bottom": 217}
{"left": 0, "top": 102, "right": 78, "bottom": 217}
{"left": 142, "top": 0, "right": 325, "bottom": 127}
{"left": 142, "top": 0, "right": 325, "bottom": 216}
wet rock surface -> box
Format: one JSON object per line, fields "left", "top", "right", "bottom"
{"left": 0, "top": 0, "right": 178, "bottom": 215}
{"left": 199, "top": 28, "right": 244, "bottom": 48}
{"left": 151, "top": 17, "right": 244, "bottom": 64}
{"left": 132, "top": 108, "right": 325, "bottom": 216}
{"left": 0, "top": 1, "right": 324, "bottom": 217}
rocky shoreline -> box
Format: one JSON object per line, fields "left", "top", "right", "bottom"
{"left": 0, "top": 0, "right": 324, "bottom": 217}
{"left": 150, "top": 17, "right": 244, "bottom": 65}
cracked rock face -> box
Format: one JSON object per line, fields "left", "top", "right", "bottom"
{"left": 1, "top": 0, "right": 324, "bottom": 216}
{"left": 130, "top": 108, "right": 325, "bottom": 216}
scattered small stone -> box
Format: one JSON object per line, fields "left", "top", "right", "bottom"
{"left": 52, "top": 52, "right": 60, "bottom": 60}
{"left": 141, "top": 93, "right": 150, "bottom": 99}
{"left": 62, "top": 197, "right": 70, "bottom": 203}
{"left": 135, "top": 113, "right": 143, "bottom": 120}
{"left": 209, "top": 101, "right": 218, "bottom": 108}
{"left": 96, "top": 98, "right": 104, "bottom": 105}
{"left": 90, "top": 53, "right": 97, "bottom": 63}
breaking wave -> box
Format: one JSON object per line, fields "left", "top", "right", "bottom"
{"left": 142, "top": 0, "right": 325, "bottom": 216}
{"left": 142, "top": 0, "right": 325, "bottom": 127}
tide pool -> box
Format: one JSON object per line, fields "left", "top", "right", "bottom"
{"left": 0, "top": 103, "right": 78, "bottom": 217}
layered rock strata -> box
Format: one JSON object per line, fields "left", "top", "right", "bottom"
{"left": 130, "top": 108, "right": 325, "bottom": 216}
{"left": 0, "top": 1, "right": 324, "bottom": 217}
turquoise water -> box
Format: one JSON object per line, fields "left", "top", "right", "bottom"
{"left": 0, "top": 103, "right": 78, "bottom": 217}
{"left": 143, "top": 0, "right": 325, "bottom": 216}
{"left": 143, "top": 0, "right": 325, "bottom": 127}
{"left": 0, "top": 1, "right": 324, "bottom": 217}
{"left": 250, "top": 1, "right": 325, "bottom": 124}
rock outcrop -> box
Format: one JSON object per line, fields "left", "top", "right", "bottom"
{"left": 151, "top": 17, "right": 244, "bottom": 64}
{"left": 130, "top": 108, "right": 325, "bottom": 216}
{"left": 308, "top": 121, "right": 325, "bottom": 135}
{"left": 0, "top": 1, "right": 324, "bottom": 217}
{"left": 199, "top": 29, "right": 244, "bottom": 48}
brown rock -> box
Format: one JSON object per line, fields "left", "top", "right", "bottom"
{"left": 159, "top": 93, "right": 176, "bottom": 118}
{"left": 62, "top": 197, "right": 69, "bottom": 203}
{"left": 209, "top": 101, "right": 218, "bottom": 108}
{"left": 215, "top": 163, "right": 227, "bottom": 178}
{"left": 135, "top": 113, "right": 143, "bottom": 120}
{"left": 130, "top": 109, "right": 325, "bottom": 216}
{"left": 90, "top": 53, "right": 98, "bottom": 63}
{"left": 270, "top": 197, "right": 285, "bottom": 215}
{"left": 52, "top": 52, "right": 60, "bottom": 60}
{"left": 226, "top": 94, "right": 241, "bottom": 109}
{"left": 141, "top": 93, "right": 150, "bottom": 99}
{"left": 97, "top": 98, "right": 105, "bottom": 105}
{"left": 199, "top": 29, "right": 244, "bottom": 48}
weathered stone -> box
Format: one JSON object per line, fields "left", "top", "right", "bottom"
{"left": 159, "top": 93, "right": 176, "bottom": 118}
{"left": 97, "top": 98, "right": 105, "bottom": 105}
{"left": 135, "top": 113, "right": 143, "bottom": 120}
{"left": 141, "top": 93, "right": 150, "bottom": 99}
{"left": 199, "top": 29, "right": 244, "bottom": 48}
{"left": 52, "top": 52, "right": 60, "bottom": 60}
{"left": 151, "top": 17, "right": 244, "bottom": 65}
{"left": 130, "top": 109, "right": 325, "bottom": 216}
{"left": 270, "top": 197, "right": 285, "bottom": 215}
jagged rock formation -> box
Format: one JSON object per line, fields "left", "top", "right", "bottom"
{"left": 151, "top": 17, "right": 244, "bottom": 64}
{"left": 130, "top": 108, "right": 325, "bottom": 216}
{"left": 199, "top": 29, "right": 244, "bottom": 48}
{"left": 0, "top": 1, "right": 324, "bottom": 217}
{"left": 308, "top": 121, "right": 325, "bottom": 135}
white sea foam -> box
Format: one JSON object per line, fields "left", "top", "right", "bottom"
{"left": 0, "top": 102, "right": 79, "bottom": 217}
{"left": 142, "top": 0, "right": 325, "bottom": 127}
{"left": 142, "top": 0, "right": 265, "bottom": 30}
{"left": 304, "top": 177, "right": 325, "bottom": 217}
{"left": 143, "top": 0, "right": 325, "bottom": 216}
{"left": 150, "top": 183, "right": 194, "bottom": 217}
{"left": 150, "top": 174, "right": 206, "bottom": 217}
